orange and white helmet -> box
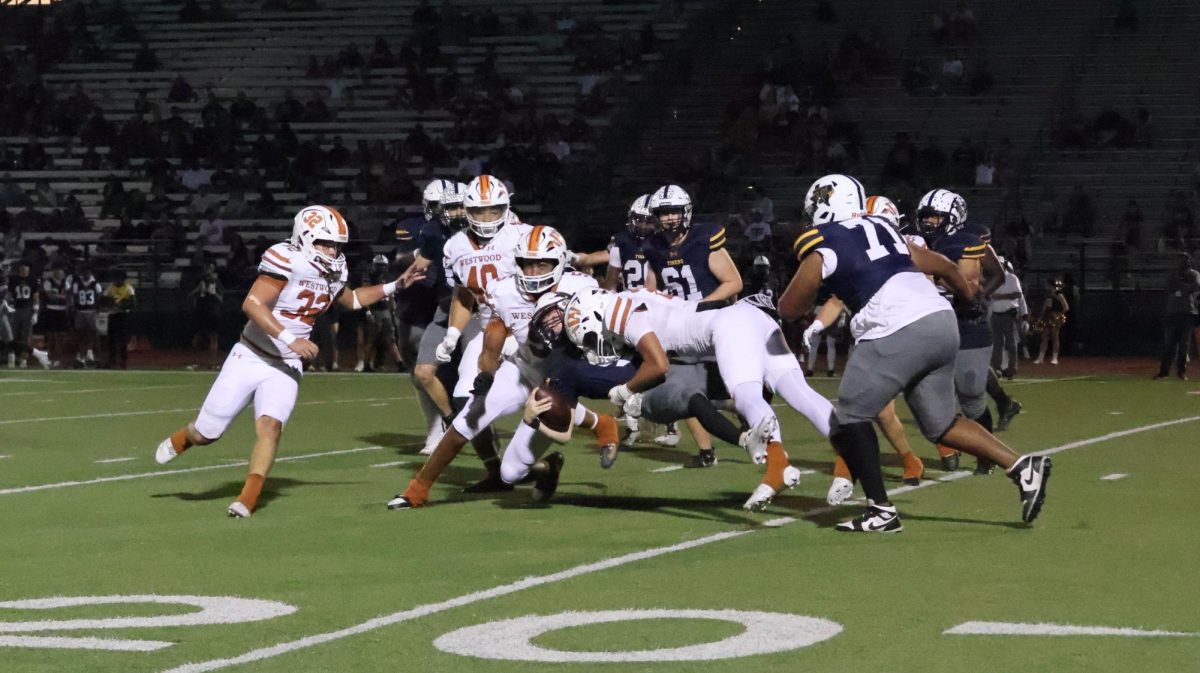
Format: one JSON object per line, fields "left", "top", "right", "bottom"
{"left": 514, "top": 225, "right": 569, "bottom": 295}
{"left": 291, "top": 205, "right": 349, "bottom": 276}
{"left": 463, "top": 174, "right": 511, "bottom": 239}
{"left": 865, "top": 195, "right": 902, "bottom": 230}
{"left": 564, "top": 287, "right": 621, "bottom": 365}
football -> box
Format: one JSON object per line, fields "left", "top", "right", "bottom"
{"left": 535, "top": 387, "right": 574, "bottom": 433}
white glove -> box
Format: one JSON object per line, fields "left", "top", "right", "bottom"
{"left": 802, "top": 319, "right": 825, "bottom": 353}
{"left": 622, "top": 392, "right": 643, "bottom": 419}
{"left": 435, "top": 326, "right": 461, "bottom": 363}
{"left": 501, "top": 334, "right": 519, "bottom": 358}
{"left": 608, "top": 383, "right": 633, "bottom": 407}
{"left": 31, "top": 310, "right": 39, "bottom": 327}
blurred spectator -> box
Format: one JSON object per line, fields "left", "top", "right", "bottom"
{"left": 1115, "top": 0, "right": 1139, "bottom": 34}
{"left": 167, "top": 75, "right": 197, "bottom": 103}
{"left": 132, "top": 42, "right": 160, "bottom": 72}
{"left": 0, "top": 174, "right": 31, "bottom": 208}
{"left": 1155, "top": 253, "right": 1198, "bottom": 379}
{"left": 1119, "top": 199, "right": 1143, "bottom": 251}
{"left": 881, "top": 132, "right": 917, "bottom": 188}
{"left": 197, "top": 207, "right": 225, "bottom": 247}
{"left": 1063, "top": 184, "right": 1097, "bottom": 237}
{"left": 974, "top": 153, "right": 995, "bottom": 186}
{"left": 751, "top": 183, "right": 774, "bottom": 223}
{"left": 950, "top": 136, "right": 979, "bottom": 185}
{"left": 104, "top": 270, "right": 136, "bottom": 369}
{"left": 1165, "top": 191, "right": 1195, "bottom": 249}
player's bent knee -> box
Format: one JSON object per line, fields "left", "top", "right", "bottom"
{"left": 413, "top": 364, "right": 438, "bottom": 386}
{"left": 500, "top": 460, "right": 528, "bottom": 485}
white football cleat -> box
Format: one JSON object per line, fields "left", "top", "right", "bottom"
{"left": 421, "top": 420, "right": 447, "bottom": 456}
{"left": 653, "top": 429, "right": 680, "bottom": 447}
{"left": 227, "top": 501, "right": 251, "bottom": 518}
{"left": 740, "top": 415, "right": 777, "bottom": 465}
{"left": 742, "top": 465, "right": 802, "bottom": 512}
{"left": 32, "top": 348, "right": 51, "bottom": 369}
{"left": 154, "top": 437, "right": 178, "bottom": 465}
{"left": 826, "top": 477, "right": 855, "bottom": 506}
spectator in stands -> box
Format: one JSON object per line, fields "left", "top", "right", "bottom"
{"left": 1165, "top": 190, "right": 1195, "bottom": 249}
{"left": 167, "top": 75, "right": 197, "bottom": 103}
{"left": 1063, "top": 184, "right": 1097, "bottom": 237}
{"left": 301, "top": 92, "right": 332, "bottom": 123}
{"left": 179, "top": 0, "right": 205, "bottom": 22}
{"left": 1119, "top": 199, "right": 1144, "bottom": 251}
{"left": 1115, "top": 0, "right": 1139, "bottom": 34}
{"left": 929, "top": 9, "right": 950, "bottom": 44}
{"left": 951, "top": 2, "right": 978, "bottom": 40}
{"left": 0, "top": 173, "right": 30, "bottom": 208}
{"left": 100, "top": 175, "right": 126, "bottom": 219}
{"left": 751, "top": 183, "right": 775, "bottom": 223}
{"left": 881, "top": 131, "right": 917, "bottom": 188}
{"left": 1134, "top": 106, "right": 1154, "bottom": 147}
{"left": 132, "top": 42, "right": 160, "bottom": 72}
{"left": 275, "top": 90, "right": 303, "bottom": 124}
{"left": 197, "top": 207, "right": 225, "bottom": 248}
{"left": 742, "top": 210, "right": 772, "bottom": 252}
{"left": 21, "top": 137, "right": 49, "bottom": 170}
{"left": 902, "top": 59, "right": 935, "bottom": 96}
{"left": 1035, "top": 185, "right": 1060, "bottom": 234}
{"left": 1156, "top": 253, "right": 1199, "bottom": 379}
{"left": 207, "top": 0, "right": 235, "bottom": 22}
{"left": 975, "top": 153, "right": 996, "bottom": 186}
{"left": 189, "top": 262, "right": 222, "bottom": 364}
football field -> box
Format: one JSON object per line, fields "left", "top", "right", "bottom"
{"left": 1, "top": 368, "right": 1198, "bottom": 673}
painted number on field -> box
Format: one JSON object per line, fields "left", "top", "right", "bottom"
{"left": 0, "top": 595, "right": 297, "bottom": 651}
{"left": 434, "top": 609, "right": 842, "bottom": 662}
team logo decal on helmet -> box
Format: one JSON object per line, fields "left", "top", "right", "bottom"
{"left": 915, "top": 188, "right": 967, "bottom": 238}
{"left": 803, "top": 174, "right": 867, "bottom": 224}
{"left": 291, "top": 205, "right": 349, "bottom": 278}
{"left": 514, "top": 225, "right": 569, "bottom": 295}
{"left": 422, "top": 178, "right": 452, "bottom": 221}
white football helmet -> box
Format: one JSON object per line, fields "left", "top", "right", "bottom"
{"left": 514, "top": 225, "right": 569, "bottom": 295}
{"left": 422, "top": 179, "right": 453, "bottom": 221}
{"left": 804, "top": 174, "right": 867, "bottom": 224}
{"left": 915, "top": 188, "right": 967, "bottom": 237}
{"left": 464, "top": 174, "right": 511, "bottom": 239}
{"left": 438, "top": 181, "right": 469, "bottom": 231}
{"left": 865, "top": 195, "right": 902, "bottom": 230}
{"left": 626, "top": 193, "right": 654, "bottom": 239}
{"left": 564, "top": 287, "right": 622, "bottom": 365}
{"left": 291, "top": 205, "right": 349, "bottom": 277}
{"left": 648, "top": 184, "right": 692, "bottom": 237}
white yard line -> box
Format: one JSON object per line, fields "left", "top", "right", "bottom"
{"left": 650, "top": 465, "right": 684, "bottom": 473}
{"left": 945, "top": 621, "right": 1198, "bottom": 637}
{"left": 0, "top": 446, "right": 384, "bottom": 496}
{"left": 1005, "top": 375, "right": 1093, "bottom": 386}
{"left": 164, "top": 415, "right": 1200, "bottom": 673}
{"left": 0, "top": 396, "right": 411, "bottom": 426}
{"left": 94, "top": 457, "right": 136, "bottom": 464}
{"left": 1100, "top": 473, "right": 1128, "bottom": 481}
{"left": 0, "top": 383, "right": 210, "bottom": 398}
{"left": 369, "top": 460, "right": 410, "bottom": 469}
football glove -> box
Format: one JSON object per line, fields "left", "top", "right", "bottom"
{"left": 435, "top": 326, "right": 461, "bottom": 363}
{"left": 471, "top": 371, "right": 495, "bottom": 396}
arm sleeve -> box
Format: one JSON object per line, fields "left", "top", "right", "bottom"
{"left": 608, "top": 244, "right": 622, "bottom": 269}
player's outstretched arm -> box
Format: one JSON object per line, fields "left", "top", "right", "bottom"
{"left": 570, "top": 249, "right": 611, "bottom": 268}
{"left": 626, "top": 332, "right": 669, "bottom": 393}
{"left": 778, "top": 253, "right": 824, "bottom": 321}
{"left": 702, "top": 248, "right": 743, "bottom": 303}
{"left": 335, "top": 264, "right": 426, "bottom": 311}
{"left": 242, "top": 276, "right": 318, "bottom": 360}
{"left": 478, "top": 317, "right": 509, "bottom": 375}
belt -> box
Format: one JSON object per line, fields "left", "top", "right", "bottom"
{"left": 992, "top": 309, "right": 1018, "bottom": 316}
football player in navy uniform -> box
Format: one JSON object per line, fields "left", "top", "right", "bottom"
{"left": 68, "top": 263, "right": 104, "bottom": 367}
{"left": 779, "top": 174, "right": 1052, "bottom": 532}
{"left": 7, "top": 262, "right": 40, "bottom": 368}
{"left": 642, "top": 185, "right": 743, "bottom": 467}
{"left": 916, "top": 189, "right": 1014, "bottom": 473}
{"left": 604, "top": 194, "right": 653, "bottom": 291}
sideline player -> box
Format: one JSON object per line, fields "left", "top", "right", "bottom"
{"left": 153, "top": 205, "right": 424, "bottom": 517}
{"left": 779, "top": 174, "right": 1051, "bottom": 533}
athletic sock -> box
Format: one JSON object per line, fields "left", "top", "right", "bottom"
{"left": 686, "top": 394, "right": 743, "bottom": 446}
{"left": 985, "top": 369, "right": 1011, "bottom": 408}
{"left": 833, "top": 454, "right": 852, "bottom": 479}
{"left": 830, "top": 421, "right": 889, "bottom": 504}
{"left": 593, "top": 414, "right": 619, "bottom": 446}
{"left": 170, "top": 428, "right": 193, "bottom": 455}
{"left": 762, "top": 441, "right": 791, "bottom": 491}
{"left": 237, "top": 473, "right": 265, "bottom": 511}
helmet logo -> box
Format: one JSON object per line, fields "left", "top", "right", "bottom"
{"left": 303, "top": 210, "right": 323, "bottom": 228}
{"left": 811, "top": 183, "right": 834, "bottom": 209}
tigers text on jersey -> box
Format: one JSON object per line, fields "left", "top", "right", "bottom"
{"left": 609, "top": 289, "right": 712, "bottom": 361}
{"left": 643, "top": 220, "right": 727, "bottom": 300}
{"left": 442, "top": 222, "right": 531, "bottom": 326}
{"left": 926, "top": 229, "right": 992, "bottom": 349}
{"left": 608, "top": 230, "right": 649, "bottom": 290}
{"left": 242, "top": 242, "right": 348, "bottom": 360}
{"left": 795, "top": 216, "right": 949, "bottom": 342}
{"left": 69, "top": 275, "right": 104, "bottom": 310}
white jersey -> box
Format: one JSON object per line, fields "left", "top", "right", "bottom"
{"left": 443, "top": 222, "right": 532, "bottom": 326}
{"left": 241, "top": 242, "right": 348, "bottom": 360}
{"left": 490, "top": 270, "right": 598, "bottom": 359}
{"left": 610, "top": 289, "right": 713, "bottom": 361}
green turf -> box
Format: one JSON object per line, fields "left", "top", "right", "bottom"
{"left": 1, "top": 369, "right": 1198, "bottom": 672}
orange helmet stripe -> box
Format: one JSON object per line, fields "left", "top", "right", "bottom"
{"left": 479, "top": 175, "right": 492, "bottom": 204}
{"left": 528, "top": 225, "right": 544, "bottom": 253}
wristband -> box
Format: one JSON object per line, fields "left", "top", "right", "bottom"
{"left": 811, "top": 318, "right": 826, "bottom": 331}
{"left": 526, "top": 417, "right": 541, "bottom": 431}
{"left": 276, "top": 328, "right": 298, "bottom": 345}
{"left": 445, "top": 326, "right": 462, "bottom": 342}
{"left": 351, "top": 290, "right": 362, "bottom": 310}
{"left": 382, "top": 281, "right": 398, "bottom": 296}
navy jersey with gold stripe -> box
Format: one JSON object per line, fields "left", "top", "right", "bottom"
{"left": 610, "top": 230, "right": 649, "bottom": 290}
{"left": 644, "top": 221, "right": 727, "bottom": 300}
{"left": 928, "top": 229, "right": 992, "bottom": 348}
{"left": 793, "top": 217, "right": 915, "bottom": 314}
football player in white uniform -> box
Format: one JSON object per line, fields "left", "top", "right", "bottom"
{"left": 565, "top": 287, "right": 835, "bottom": 511}
{"left": 388, "top": 225, "right": 614, "bottom": 509}
{"left": 154, "top": 205, "right": 424, "bottom": 518}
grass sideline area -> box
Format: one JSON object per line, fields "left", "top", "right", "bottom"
{"left": 1, "top": 368, "right": 1198, "bottom": 673}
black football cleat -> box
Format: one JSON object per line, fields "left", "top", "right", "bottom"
{"left": 1008, "top": 455, "right": 1052, "bottom": 523}
{"left": 940, "top": 451, "right": 960, "bottom": 472}
{"left": 462, "top": 475, "right": 515, "bottom": 494}
{"left": 835, "top": 504, "right": 903, "bottom": 533}
{"left": 974, "top": 458, "right": 994, "bottom": 475}
{"left": 683, "top": 448, "right": 717, "bottom": 469}
{"left": 996, "top": 400, "right": 1023, "bottom": 432}
{"left": 599, "top": 443, "right": 619, "bottom": 470}
{"left": 386, "top": 494, "right": 413, "bottom": 510}
{"left": 533, "top": 452, "right": 565, "bottom": 502}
